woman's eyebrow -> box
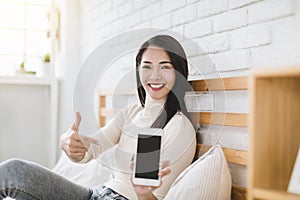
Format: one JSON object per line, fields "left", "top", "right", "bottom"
{"left": 159, "top": 61, "right": 172, "bottom": 64}
{"left": 142, "top": 61, "right": 172, "bottom": 64}
{"left": 142, "top": 61, "right": 152, "bottom": 64}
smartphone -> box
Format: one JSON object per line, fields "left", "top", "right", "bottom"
{"left": 133, "top": 128, "right": 163, "bottom": 187}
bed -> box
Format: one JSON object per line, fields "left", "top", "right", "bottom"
{"left": 53, "top": 76, "right": 248, "bottom": 199}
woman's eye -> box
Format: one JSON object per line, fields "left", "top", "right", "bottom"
{"left": 141, "top": 65, "right": 151, "bottom": 69}
{"left": 161, "top": 65, "right": 172, "bottom": 69}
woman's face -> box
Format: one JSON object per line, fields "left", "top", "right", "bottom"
{"left": 139, "top": 46, "right": 176, "bottom": 100}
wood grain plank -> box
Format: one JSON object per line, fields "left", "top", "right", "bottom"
{"left": 253, "top": 188, "right": 300, "bottom": 200}
{"left": 197, "top": 144, "right": 248, "bottom": 166}
{"left": 100, "top": 111, "right": 249, "bottom": 127}
{"left": 199, "top": 112, "right": 248, "bottom": 127}
{"left": 99, "top": 96, "right": 106, "bottom": 127}
{"left": 191, "top": 76, "right": 248, "bottom": 91}
{"left": 232, "top": 184, "right": 247, "bottom": 200}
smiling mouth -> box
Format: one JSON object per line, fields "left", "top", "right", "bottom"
{"left": 148, "top": 83, "right": 165, "bottom": 91}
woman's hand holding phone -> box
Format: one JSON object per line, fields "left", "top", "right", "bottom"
{"left": 60, "top": 112, "right": 98, "bottom": 162}
{"left": 130, "top": 160, "right": 171, "bottom": 199}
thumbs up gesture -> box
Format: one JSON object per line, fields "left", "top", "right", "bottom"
{"left": 70, "top": 111, "right": 81, "bottom": 132}
{"left": 60, "top": 112, "right": 98, "bottom": 162}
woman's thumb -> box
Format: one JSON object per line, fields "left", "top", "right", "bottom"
{"left": 71, "top": 112, "right": 81, "bottom": 131}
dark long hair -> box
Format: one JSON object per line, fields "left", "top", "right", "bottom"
{"left": 136, "top": 35, "right": 193, "bottom": 128}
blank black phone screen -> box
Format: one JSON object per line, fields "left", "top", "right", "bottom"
{"left": 135, "top": 134, "right": 161, "bottom": 180}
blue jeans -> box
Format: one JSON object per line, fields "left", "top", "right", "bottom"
{"left": 0, "top": 159, "right": 92, "bottom": 200}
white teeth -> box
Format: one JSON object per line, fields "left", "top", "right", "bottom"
{"left": 150, "top": 84, "right": 163, "bottom": 88}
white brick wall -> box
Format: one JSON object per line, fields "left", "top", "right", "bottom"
{"left": 248, "top": 0, "right": 294, "bottom": 24}
{"left": 163, "top": 0, "right": 186, "bottom": 13}
{"left": 229, "top": 0, "right": 260, "bottom": 9}
{"left": 152, "top": 14, "right": 172, "bottom": 29}
{"left": 197, "top": 0, "right": 228, "bottom": 18}
{"left": 171, "top": 4, "right": 197, "bottom": 26}
{"left": 196, "top": 33, "right": 229, "bottom": 53}
{"left": 185, "top": 18, "right": 212, "bottom": 38}
{"left": 71, "top": 0, "right": 300, "bottom": 187}
{"left": 213, "top": 8, "right": 248, "bottom": 33}
{"left": 79, "top": 0, "right": 300, "bottom": 72}
{"left": 142, "top": 1, "right": 163, "bottom": 21}
{"left": 230, "top": 24, "right": 271, "bottom": 49}
{"left": 211, "top": 50, "right": 250, "bottom": 71}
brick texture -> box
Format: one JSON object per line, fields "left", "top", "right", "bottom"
{"left": 80, "top": 0, "right": 299, "bottom": 71}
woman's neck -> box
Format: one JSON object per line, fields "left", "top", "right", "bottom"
{"left": 143, "top": 96, "right": 166, "bottom": 120}
{"left": 145, "top": 96, "right": 166, "bottom": 108}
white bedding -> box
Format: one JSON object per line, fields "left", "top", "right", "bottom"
{"left": 52, "top": 146, "right": 116, "bottom": 188}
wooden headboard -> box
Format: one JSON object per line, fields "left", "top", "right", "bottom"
{"left": 191, "top": 77, "right": 248, "bottom": 200}
{"left": 98, "top": 76, "right": 248, "bottom": 200}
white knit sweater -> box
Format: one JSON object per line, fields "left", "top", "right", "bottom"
{"left": 80, "top": 96, "right": 196, "bottom": 200}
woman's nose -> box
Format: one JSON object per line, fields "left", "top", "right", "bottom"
{"left": 150, "top": 67, "right": 162, "bottom": 80}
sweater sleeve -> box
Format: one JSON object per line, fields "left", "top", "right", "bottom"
{"left": 153, "top": 113, "right": 196, "bottom": 199}
{"left": 78, "top": 107, "right": 128, "bottom": 163}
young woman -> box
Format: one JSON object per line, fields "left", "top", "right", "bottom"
{"left": 0, "top": 35, "right": 196, "bottom": 200}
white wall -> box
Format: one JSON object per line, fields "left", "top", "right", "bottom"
{"left": 56, "top": 0, "right": 81, "bottom": 138}
{"left": 79, "top": 0, "right": 300, "bottom": 71}
{"left": 58, "top": 0, "right": 300, "bottom": 186}
{"left": 0, "top": 83, "right": 52, "bottom": 167}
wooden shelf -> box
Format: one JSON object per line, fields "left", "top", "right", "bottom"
{"left": 253, "top": 188, "right": 300, "bottom": 200}
{"left": 0, "top": 76, "right": 56, "bottom": 86}
{"left": 248, "top": 66, "right": 300, "bottom": 200}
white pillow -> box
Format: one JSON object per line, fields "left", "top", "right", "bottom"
{"left": 164, "top": 145, "right": 232, "bottom": 200}
{"left": 52, "top": 146, "right": 116, "bottom": 187}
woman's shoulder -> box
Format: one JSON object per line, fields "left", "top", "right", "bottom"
{"left": 166, "top": 111, "right": 195, "bottom": 133}
{"left": 112, "top": 103, "right": 142, "bottom": 124}
{"left": 173, "top": 111, "right": 192, "bottom": 123}
{"left": 119, "top": 103, "right": 143, "bottom": 116}
{"left": 162, "top": 111, "right": 196, "bottom": 150}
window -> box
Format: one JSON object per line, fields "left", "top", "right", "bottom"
{"left": 0, "top": 0, "right": 54, "bottom": 76}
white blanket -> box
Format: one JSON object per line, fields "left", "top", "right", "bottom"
{"left": 52, "top": 147, "right": 116, "bottom": 188}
